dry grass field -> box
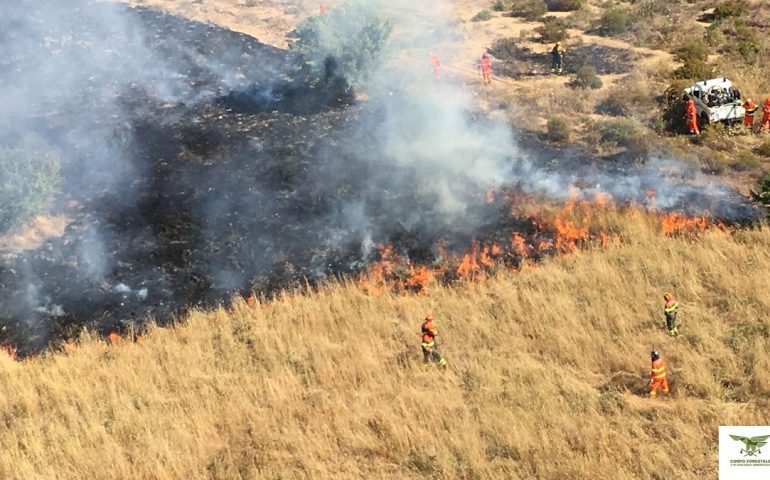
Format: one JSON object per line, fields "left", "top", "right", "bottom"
{"left": 1, "top": 211, "right": 768, "bottom": 479}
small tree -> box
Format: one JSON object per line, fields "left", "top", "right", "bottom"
{"left": 536, "top": 18, "right": 569, "bottom": 43}
{"left": 571, "top": 65, "right": 602, "bottom": 89}
{"left": 547, "top": 117, "right": 571, "bottom": 142}
{"left": 0, "top": 135, "right": 61, "bottom": 233}
{"left": 289, "top": 3, "right": 392, "bottom": 89}
{"left": 510, "top": 0, "right": 547, "bottom": 20}
{"left": 599, "top": 8, "right": 630, "bottom": 36}
{"left": 472, "top": 9, "right": 493, "bottom": 22}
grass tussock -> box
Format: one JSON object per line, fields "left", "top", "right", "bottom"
{"left": 0, "top": 214, "right": 769, "bottom": 478}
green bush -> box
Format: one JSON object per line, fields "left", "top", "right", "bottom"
{"left": 599, "top": 118, "right": 649, "bottom": 157}
{"left": 660, "top": 80, "right": 691, "bottom": 133}
{"left": 545, "top": 0, "right": 583, "bottom": 12}
{"left": 547, "top": 117, "right": 571, "bottom": 142}
{"left": 472, "top": 9, "right": 493, "bottom": 22}
{"left": 492, "top": 0, "right": 512, "bottom": 12}
{"left": 756, "top": 140, "right": 770, "bottom": 158}
{"left": 713, "top": 0, "right": 745, "bottom": 21}
{"left": 751, "top": 171, "right": 770, "bottom": 208}
{"left": 674, "top": 40, "right": 709, "bottom": 63}
{"left": 731, "top": 151, "right": 762, "bottom": 171}
{"left": 536, "top": 18, "right": 569, "bottom": 43}
{"left": 0, "top": 136, "right": 61, "bottom": 233}
{"left": 510, "top": 0, "right": 547, "bottom": 20}
{"left": 599, "top": 8, "right": 630, "bottom": 36}
{"left": 571, "top": 65, "right": 603, "bottom": 89}
{"left": 290, "top": 4, "right": 392, "bottom": 88}
{"left": 673, "top": 58, "right": 714, "bottom": 80}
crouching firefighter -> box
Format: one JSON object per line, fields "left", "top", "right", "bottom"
{"left": 649, "top": 350, "right": 669, "bottom": 398}
{"left": 421, "top": 314, "right": 447, "bottom": 368}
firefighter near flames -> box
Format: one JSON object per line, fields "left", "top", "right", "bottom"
{"left": 421, "top": 314, "right": 447, "bottom": 368}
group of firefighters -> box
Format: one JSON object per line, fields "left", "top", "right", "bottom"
{"left": 428, "top": 42, "right": 566, "bottom": 86}
{"left": 684, "top": 96, "right": 770, "bottom": 135}
{"left": 421, "top": 292, "right": 679, "bottom": 398}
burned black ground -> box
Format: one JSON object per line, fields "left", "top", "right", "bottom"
{"left": 0, "top": 4, "right": 759, "bottom": 355}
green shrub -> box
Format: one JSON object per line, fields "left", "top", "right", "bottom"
{"left": 536, "top": 18, "right": 569, "bottom": 43}
{"left": 0, "top": 135, "right": 61, "bottom": 233}
{"left": 660, "top": 80, "right": 692, "bottom": 133}
{"left": 756, "top": 140, "right": 770, "bottom": 158}
{"left": 727, "top": 21, "right": 760, "bottom": 64}
{"left": 510, "top": 0, "right": 547, "bottom": 20}
{"left": 492, "top": 0, "right": 512, "bottom": 12}
{"left": 731, "top": 151, "right": 762, "bottom": 171}
{"left": 751, "top": 171, "right": 770, "bottom": 208}
{"left": 599, "top": 8, "right": 630, "bottom": 36}
{"left": 673, "top": 58, "right": 714, "bottom": 80}
{"left": 472, "top": 9, "right": 493, "bottom": 22}
{"left": 547, "top": 117, "right": 571, "bottom": 142}
{"left": 290, "top": 4, "right": 392, "bottom": 88}
{"left": 713, "top": 0, "right": 745, "bottom": 21}
{"left": 674, "top": 40, "right": 709, "bottom": 63}
{"left": 598, "top": 118, "right": 649, "bottom": 157}
{"left": 571, "top": 65, "right": 603, "bottom": 89}
{"left": 545, "top": 0, "right": 583, "bottom": 12}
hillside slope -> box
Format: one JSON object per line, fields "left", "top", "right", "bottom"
{"left": 1, "top": 214, "right": 768, "bottom": 479}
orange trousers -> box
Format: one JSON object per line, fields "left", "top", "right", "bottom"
{"left": 649, "top": 378, "right": 669, "bottom": 397}
{"left": 744, "top": 114, "right": 755, "bottom": 128}
{"left": 760, "top": 114, "right": 770, "bottom": 132}
{"left": 686, "top": 116, "right": 699, "bottom": 134}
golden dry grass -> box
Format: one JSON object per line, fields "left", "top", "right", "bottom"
{"left": 1, "top": 212, "right": 769, "bottom": 479}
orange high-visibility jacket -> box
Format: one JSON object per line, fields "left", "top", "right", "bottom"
{"left": 744, "top": 100, "right": 758, "bottom": 116}
{"left": 651, "top": 358, "right": 667, "bottom": 380}
{"left": 422, "top": 320, "right": 438, "bottom": 344}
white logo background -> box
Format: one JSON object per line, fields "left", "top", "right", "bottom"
{"left": 720, "top": 426, "right": 770, "bottom": 480}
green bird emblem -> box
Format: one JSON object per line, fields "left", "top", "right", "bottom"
{"left": 730, "top": 435, "right": 770, "bottom": 457}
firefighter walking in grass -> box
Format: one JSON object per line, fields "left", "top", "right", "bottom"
{"left": 649, "top": 350, "right": 669, "bottom": 398}
{"left": 743, "top": 98, "right": 758, "bottom": 129}
{"left": 421, "top": 314, "right": 447, "bottom": 368}
{"left": 480, "top": 51, "right": 492, "bottom": 86}
{"left": 663, "top": 292, "right": 679, "bottom": 336}
{"left": 760, "top": 97, "right": 770, "bottom": 133}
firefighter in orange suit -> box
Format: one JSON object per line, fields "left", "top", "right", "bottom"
{"left": 743, "top": 98, "right": 758, "bottom": 129}
{"left": 760, "top": 97, "right": 770, "bottom": 133}
{"left": 421, "top": 314, "right": 447, "bottom": 367}
{"left": 649, "top": 350, "right": 669, "bottom": 398}
{"left": 685, "top": 98, "right": 699, "bottom": 135}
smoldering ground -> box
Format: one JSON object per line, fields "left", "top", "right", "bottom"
{"left": 0, "top": 1, "right": 758, "bottom": 354}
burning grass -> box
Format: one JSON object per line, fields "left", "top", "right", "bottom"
{"left": 0, "top": 213, "right": 768, "bottom": 479}
{"left": 356, "top": 189, "right": 726, "bottom": 295}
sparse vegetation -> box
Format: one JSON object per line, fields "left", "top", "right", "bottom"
{"left": 492, "top": 0, "right": 512, "bottom": 12}
{"left": 0, "top": 136, "right": 61, "bottom": 234}
{"left": 1, "top": 216, "right": 769, "bottom": 478}
{"left": 536, "top": 17, "right": 569, "bottom": 43}
{"left": 756, "top": 139, "right": 770, "bottom": 158}
{"left": 547, "top": 116, "right": 571, "bottom": 142}
{"left": 712, "top": 0, "right": 746, "bottom": 21}
{"left": 597, "top": 118, "right": 650, "bottom": 157}
{"left": 571, "top": 65, "right": 603, "bottom": 89}
{"left": 509, "top": 0, "right": 547, "bottom": 20}
{"left": 471, "top": 9, "right": 493, "bottom": 22}
{"left": 731, "top": 150, "right": 762, "bottom": 171}
{"left": 751, "top": 171, "right": 770, "bottom": 207}
{"left": 599, "top": 7, "right": 631, "bottom": 36}
{"left": 545, "top": 0, "right": 583, "bottom": 12}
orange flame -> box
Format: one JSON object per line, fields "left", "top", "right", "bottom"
{"left": 107, "top": 332, "right": 122, "bottom": 346}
